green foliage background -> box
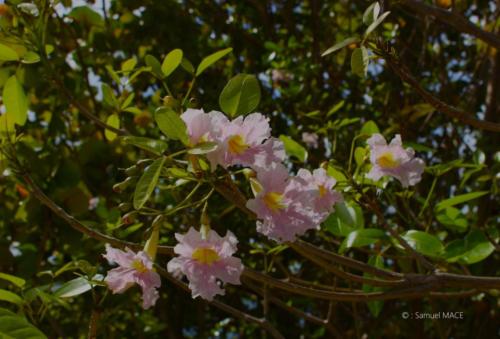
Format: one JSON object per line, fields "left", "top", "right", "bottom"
{"left": 0, "top": 0, "right": 499, "bottom": 338}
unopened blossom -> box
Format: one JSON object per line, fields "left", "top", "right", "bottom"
{"left": 246, "top": 163, "right": 319, "bottom": 242}
{"left": 301, "top": 132, "right": 319, "bottom": 149}
{"left": 366, "top": 134, "right": 425, "bottom": 187}
{"left": 206, "top": 113, "right": 285, "bottom": 170}
{"left": 103, "top": 245, "right": 161, "bottom": 309}
{"left": 297, "top": 168, "right": 343, "bottom": 222}
{"left": 167, "top": 228, "right": 244, "bottom": 301}
{"left": 180, "top": 108, "right": 228, "bottom": 146}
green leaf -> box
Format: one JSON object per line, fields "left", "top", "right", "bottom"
{"left": 188, "top": 142, "right": 218, "bottom": 155}
{"left": 326, "top": 165, "right": 347, "bottom": 183}
{"left": 154, "top": 107, "right": 189, "bottom": 145}
{"left": 436, "top": 207, "right": 468, "bottom": 233}
{"left": 365, "top": 11, "right": 391, "bottom": 37}
{"left": 3, "top": 76, "right": 28, "bottom": 126}
{"left": 196, "top": 48, "right": 233, "bottom": 76}
{"left": 0, "top": 273, "right": 25, "bottom": 288}
{"left": 354, "top": 147, "right": 367, "bottom": 166}
{"left": 54, "top": 277, "right": 92, "bottom": 298}
{"left": 161, "top": 49, "right": 183, "bottom": 77}
{"left": 351, "top": 47, "right": 369, "bottom": 77}
{"left": 321, "top": 37, "right": 360, "bottom": 57}
{"left": 0, "top": 307, "right": 47, "bottom": 339}
{"left": 101, "top": 83, "right": 118, "bottom": 107}
{"left": 120, "top": 92, "right": 135, "bottom": 110}
{"left": 444, "top": 230, "right": 494, "bottom": 265}
{"left": 133, "top": 157, "right": 166, "bottom": 210}
{"left": 104, "top": 114, "right": 120, "bottom": 141}
{"left": 363, "top": 2, "right": 380, "bottom": 26}
{"left": 0, "top": 43, "right": 19, "bottom": 61}
{"left": 105, "top": 65, "right": 121, "bottom": 84}
{"left": 400, "top": 230, "right": 444, "bottom": 257}
{"left": 279, "top": 135, "right": 307, "bottom": 162}
{"left": 121, "top": 57, "right": 137, "bottom": 73}
{"left": 326, "top": 100, "right": 345, "bottom": 117}
{"left": 323, "top": 201, "right": 364, "bottom": 236}
{"left": 219, "top": 74, "right": 261, "bottom": 117}
{"left": 180, "top": 57, "right": 195, "bottom": 74}
{"left": 340, "top": 229, "right": 386, "bottom": 253}
{"left": 145, "top": 54, "right": 164, "bottom": 78}
{"left": 0, "top": 289, "right": 23, "bottom": 304}
{"left": 120, "top": 136, "right": 168, "bottom": 155}
{"left": 21, "top": 51, "right": 40, "bottom": 64}
{"left": 360, "top": 120, "right": 380, "bottom": 137}
{"left": 68, "top": 6, "right": 104, "bottom": 27}
{"left": 435, "top": 191, "right": 489, "bottom": 211}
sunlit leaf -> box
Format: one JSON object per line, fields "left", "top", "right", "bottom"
{"left": 104, "top": 114, "right": 120, "bottom": 141}
{"left": 161, "top": 49, "right": 183, "bottom": 77}
{"left": 3, "top": 76, "right": 28, "bottom": 126}
{"left": 0, "top": 307, "right": 47, "bottom": 338}
{"left": 0, "top": 43, "right": 19, "bottom": 61}
{"left": 444, "top": 230, "right": 494, "bottom": 264}
{"left": 351, "top": 47, "right": 369, "bottom": 77}
{"left": 154, "top": 107, "right": 189, "bottom": 145}
{"left": 400, "top": 230, "right": 444, "bottom": 257}
{"left": 219, "top": 74, "right": 261, "bottom": 117}
{"left": 133, "top": 157, "right": 166, "bottom": 210}
{"left": 120, "top": 136, "right": 168, "bottom": 155}
{"left": 54, "top": 277, "right": 92, "bottom": 298}
{"left": 365, "top": 11, "right": 390, "bottom": 37}
{"left": 196, "top": 48, "right": 233, "bottom": 76}
{"left": 340, "top": 229, "right": 386, "bottom": 253}
{"left": 0, "top": 289, "right": 23, "bottom": 304}
{"left": 279, "top": 135, "right": 307, "bottom": 162}
{"left": 322, "top": 37, "right": 360, "bottom": 57}
{"left": 435, "top": 191, "right": 489, "bottom": 211}
{"left": 0, "top": 273, "right": 25, "bottom": 288}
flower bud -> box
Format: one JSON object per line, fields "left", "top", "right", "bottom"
{"left": 122, "top": 211, "right": 138, "bottom": 224}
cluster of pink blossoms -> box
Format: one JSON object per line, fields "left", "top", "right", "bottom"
{"left": 182, "top": 108, "right": 343, "bottom": 242}
{"left": 103, "top": 111, "right": 426, "bottom": 307}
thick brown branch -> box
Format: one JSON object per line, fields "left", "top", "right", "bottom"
{"left": 400, "top": 0, "right": 500, "bottom": 49}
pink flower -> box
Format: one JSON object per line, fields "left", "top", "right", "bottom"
{"left": 366, "top": 134, "right": 425, "bottom": 187}
{"left": 103, "top": 245, "right": 161, "bottom": 309}
{"left": 206, "top": 113, "right": 285, "bottom": 170}
{"left": 246, "top": 163, "right": 319, "bottom": 242}
{"left": 297, "top": 168, "right": 343, "bottom": 222}
{"left": 301, "top": 132, "right": 319, "bottom": 149}
{"left": 180, "top": 108, "right": 228, "bottom": 146}
{"left": 167, "top": 228, "right": 244, "bottom": 301}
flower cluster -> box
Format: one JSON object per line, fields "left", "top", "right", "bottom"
{"left": 181, "top": 109, "right": 343, "bottom": 242}
{"left": 103, "top": 111, "right": 426, "bottom": 306}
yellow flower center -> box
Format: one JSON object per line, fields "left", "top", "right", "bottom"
{"left": 228, "top": 134, "right": 249, "bottom": 155}
{"left": 377, "top": 152, "right": 400, "bottom": 169}
{"left": 263, "top": 192, "right": 286, "bottom": 211}
{"left": 192, "top": 247, "right": 220, "bottom": 265}
{"left": 131, "top": 260, "right": 148, "bottom": 273}
{"left": 318, "top": 185, "right": 327, "bottom": 197}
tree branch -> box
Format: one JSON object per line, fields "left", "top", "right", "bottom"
{"left": 380, "top": 49, "right": 500, "bottom": 132}
{"left": 400, "top": 0, "right": 500, "bottom": 50}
